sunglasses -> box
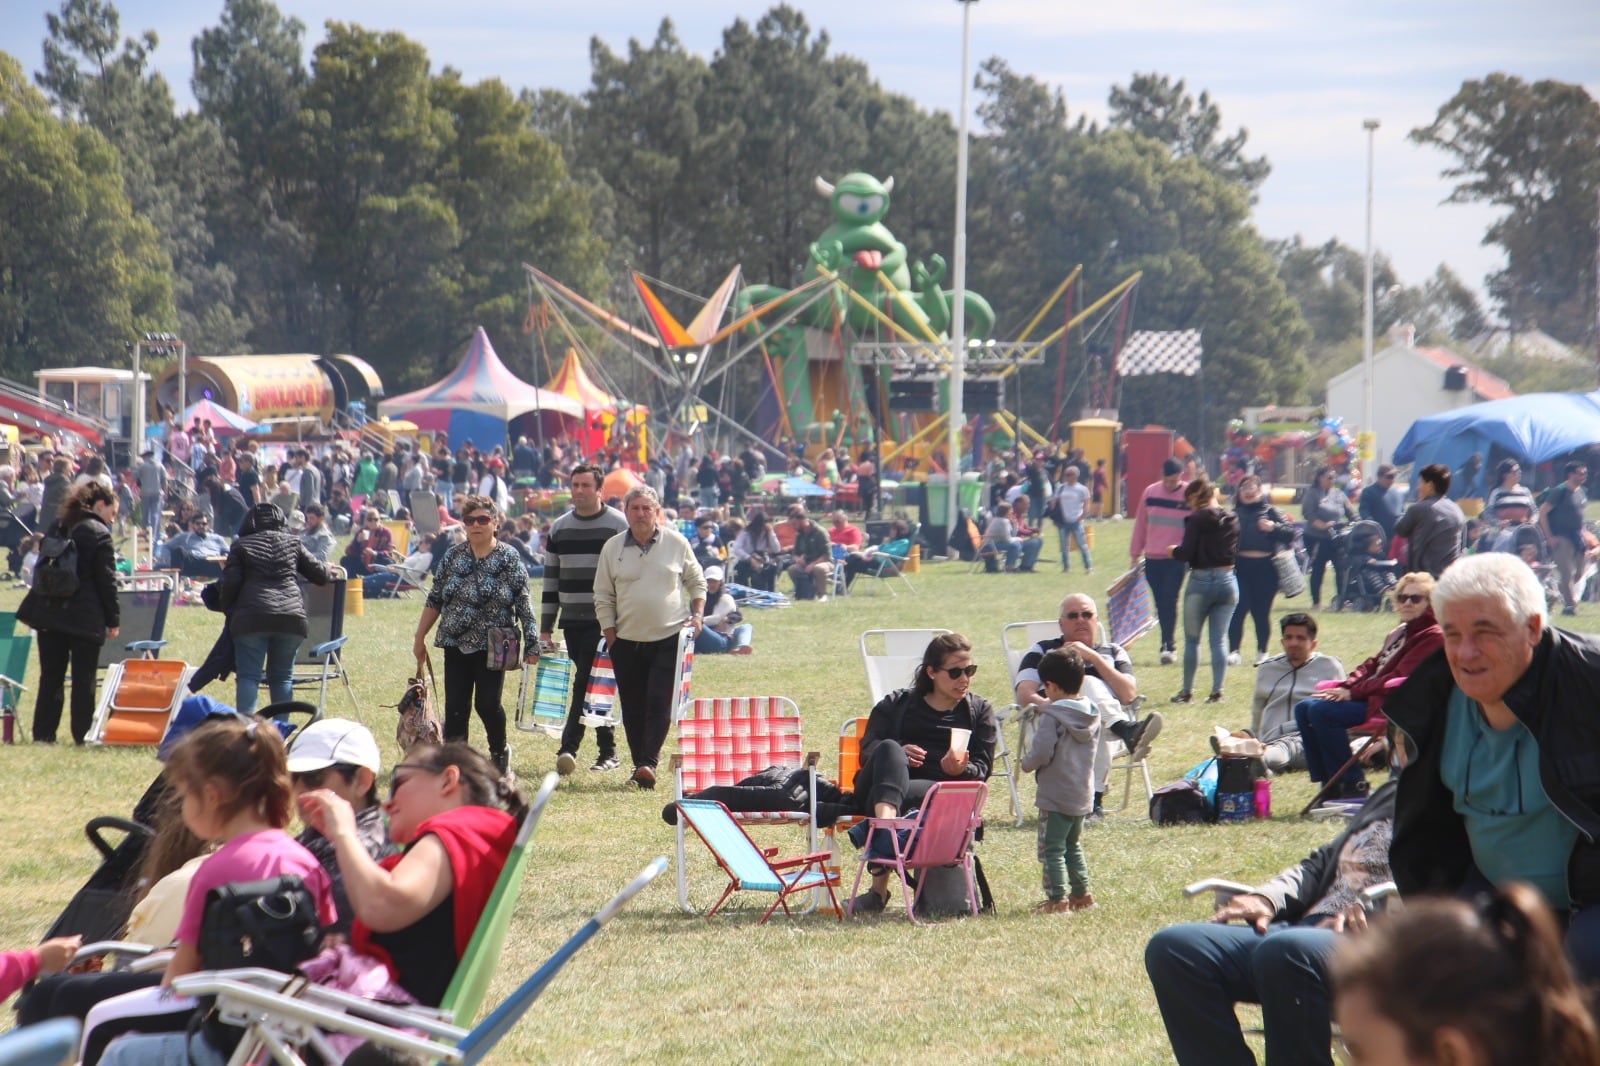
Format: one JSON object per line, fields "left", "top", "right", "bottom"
{"left": 938, "top": 665, "right": 979, "bottom": 680}
{"left": 462, "top": 514, "right": 495, "bottom": 526}
{"left": 290, "top": 763, "right": 357, "bottom": 789}
{"left": 1062, "top": 611, "right": 1095, "bottom": 621}
{"left": 1396, "top": 593, "right": 1427, "bottom": 605}
{"left": 388, "top": 763, "right": 441, "bottom": 799}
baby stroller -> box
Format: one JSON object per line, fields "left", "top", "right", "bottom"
{"left": 1497, "top": 523, "right": 1562, "bottom": 610}
{"left": 1337, "top": 519, "right": 1398, "bottom": 612}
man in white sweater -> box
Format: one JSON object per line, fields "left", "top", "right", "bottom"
{"left": 594, "top": 485, "right": 706, "bottom": 789}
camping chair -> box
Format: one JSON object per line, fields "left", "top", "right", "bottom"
{"left": 828, "top": 543, "right": 850, "bottom": 598}
{"left": 410, "top": 490, "right": 442, "bottom": 537}
{"left": 858, "top": 542, "right": 915, "bottom": 596}
{"left": 861, "top": 629, "right": 1021, "bottom": 825}
{"left": 370, "top": 555, "right": 431, "bottom": 598}
{"left": 846, "top": 780, "right": 987, "bottom": 924}
{"left": 0, "top": 1018, "right": 82, "bottom": 1066}
{"left": 86, "top": 658, "right": 194, "bottom": 745}
{"left": 290, "top": 567, "right": 358, "bottom": 717}
{"left": 96, "top": 573, "right": 175, "bottom": 670}
{"left": 1001, "top": 619, "right": 1153, "bottom": 817}
{"left": 0, "top": 627, "right": 31, "bottom": 729}
{"left": 675, "top": 799, "right": 840, "bottom": 922}
{"left": 671, "top": 695, "right": 818, "bottom": 914}
{"left": 821, "top": 716, "right": 869, "bottom": 895}
{"left": 382, "top": 520, "right": 410, "bottom": 558}
{"left": 171, "top": 857, "right": 666, "bottom": 1066}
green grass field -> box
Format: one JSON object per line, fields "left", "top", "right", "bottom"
{"left": 1, "top": 521, "right": 1590, "bottom": 1063}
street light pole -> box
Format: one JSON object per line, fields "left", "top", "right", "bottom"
{"left": 1362, "top": 118, "right": 1379, "bottom": 476}
{"left": 948, "top": 0, "right": 977, "bottom": 545}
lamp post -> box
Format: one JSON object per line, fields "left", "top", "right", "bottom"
{"left": 1362, "top": 118, "right": 1379, "bottom": 476}
{"left": 947, "top": 0, "right": 978, "bottom": 545}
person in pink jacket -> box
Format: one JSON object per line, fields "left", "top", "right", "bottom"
{"left": 1130, "top": 458, "right": 1189, "bottom": 663}
{"left": 0, "top": 935, "right": 82, "bottom": 1001}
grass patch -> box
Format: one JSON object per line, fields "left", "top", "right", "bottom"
{"left": 0, "top": 522, "right": 1590, "bottom": 1063}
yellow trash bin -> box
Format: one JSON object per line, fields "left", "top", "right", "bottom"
{"left": 345, "top": 580, "right": 364, "bottom": 618}
{"left": 1085, "top": 525, "right": 1096, "bottom": 551}
{"left": 905, "top": 543, "right": 921, "bottom": 573}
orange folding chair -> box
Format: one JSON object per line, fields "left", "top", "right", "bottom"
{"left": 87, "top": 658, "right": 193, "bottom": 745}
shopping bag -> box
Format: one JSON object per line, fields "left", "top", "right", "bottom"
{"left": 579, "top": 641, "right": 619, "bottom": 728}
{"left": 1273, "top": 550, "right": 1305, "bottom": 598}
{"left": 1105, "top": 565, "right": 1156, "bottom": 647}
{"left": 517, "top": 648, "right": 575, "bottom": 737}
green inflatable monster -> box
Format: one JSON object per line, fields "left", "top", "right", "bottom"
{"left": 736, "top": 172, "right": 996, "bottom": 340}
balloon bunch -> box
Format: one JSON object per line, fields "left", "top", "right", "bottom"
{"left": 1314, "top": 416, "right": 1359, "bottom": 468}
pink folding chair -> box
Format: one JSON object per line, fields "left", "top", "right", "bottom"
{"left": 846, "top": 780, "right": 988, "bottom": 924}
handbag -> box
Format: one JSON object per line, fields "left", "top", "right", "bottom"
{"left": 200, "top": 875, "right": 324, "bottom": 973}
{"left": 579, "top": 641, "right": 619, "bottom": 728}
{"left": 1273, "top": 549, "right": 1305, "bottom": 598}
{"left": 485, "top": 625, "right": 521, "bottom": 671}
{"left": 396, "top": 660, "right": 444, "bottom": 752}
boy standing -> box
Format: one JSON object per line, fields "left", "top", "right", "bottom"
{"left": 1021, "top": 648, "right": 1099, "bottom": 914}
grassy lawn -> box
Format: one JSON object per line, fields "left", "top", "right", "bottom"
{"left": 1, "top": 520, "right": 1590, "bottom": 1063}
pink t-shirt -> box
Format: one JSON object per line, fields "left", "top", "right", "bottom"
{"left": 174, "top": 829, "right": 336, "bottom": 946}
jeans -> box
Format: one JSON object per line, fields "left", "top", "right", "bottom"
{"left": 1293, "top": 698, "right": 1368, "bottom": 786}
{"left": 1056, "top": 520, "right": 1091, "bottom": 571}
{"left": 1229, "top": 555, "right": 1279, "bottom": 656}
{"left": 986, "top": 539, "right": 1042, "bottom": 572}
{"left": 1144, "top": 558, "right": 1187, "bottom": 651}
{"left": 698, "top": 486, "right": 719, "bottom": 510}
{"left": 1145, "top": 921, "right": 1339, "bottom": 1066}
{"left": 610, "top": 633, "right": 680, "bottom": 770}
{"left": 442, "top": 645, "right": 509, "bottom": 757}
{"left": 695, "top": 624, "right": 753, "bottom": 654}
{"left": 557, "top": 624, "right": 614, "bottom": 761}
{"left": 233, "top": 631, "right": 303, "bottom": 715}
{"left": 33, "top": 630, "right": 104, "bottom": 743}
{"left": 1037, "top": 810, "right": 1088, "bottom": 899}
{"left": 98, "top": 1028, "right": 229, "bottom": 1066}
{"left": 1182, "top": 568, "right": 1239, "bottom": 695}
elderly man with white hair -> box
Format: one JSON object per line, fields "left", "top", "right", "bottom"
{"left": 1385, "top": 551, "right": 1600, "bottom": 978}
{"left": 1015, "top": 592, "right": 1161, "bottom": 818}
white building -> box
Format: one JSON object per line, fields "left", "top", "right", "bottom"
{"left": 1326, "top": 325, "right": 1514, "bottom": 465}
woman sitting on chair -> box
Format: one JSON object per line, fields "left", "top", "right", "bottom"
{"left": 1294, "top": 571, "right": 1442, "bottom": 801}
{"left": 849, "top": 632, "right": 997, "bottom": 914}
{"left": 98, "top": 743, "right": 527, "bottom": 1066}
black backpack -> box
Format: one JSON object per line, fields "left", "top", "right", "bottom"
{"left": 1149, "top": 779, "right": 1216, "bottom": 826}
{"left": 34, "top": 530, "right": 80, "bottom": 598}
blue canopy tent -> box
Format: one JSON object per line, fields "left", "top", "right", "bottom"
{"left": 1393, "top": 391, "right": 1600, "bottom": 495}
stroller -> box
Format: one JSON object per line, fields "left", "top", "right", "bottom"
{"left": 1497, "top": 522, "right": 1563, "bottom": 609}
{"left": 1336, "top": 519, "right": 1399, "bottom": 612}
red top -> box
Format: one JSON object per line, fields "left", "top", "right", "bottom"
{"left": 828, "top": 525, "right": 863, "bottom": 549}
{"left": 1346, "top": 611, "right": 1443, "bottom": 717}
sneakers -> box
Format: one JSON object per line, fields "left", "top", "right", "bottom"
{"left": 591, "top": 755, "right": 621, "bottom": 772}
{"left": 1032, "top": 898, "right": 1072, "bottom": 915}
{"left": 849, "top": 888, "right": 889, "bottom": 916}
{"left": 1170, "top": 691, "right": 1192, "bottom": 704}
{"left": 491, "top": 747, "right": 510, "bottom": 775}
{"left": 556, "top": 752, "right": 578, "bottom": 777}
{"left": 630, "top": 765, "right": 656, "bottom": 790}
{"left": 1205, "top": 691, "right": 1225, "bottom": 704}
{"left": 1254, "top": 651, "right": 1271, "bottom": 666}
{"left": 1067, "top": 892, "right": 1096, "bottom": 912}
{"left": 1125, "top": 712, "right": 1164, "bottom": 761}
{"left": 1226, "top": 651, "right": 1242, "bottom": 666}
{"left": 1159, "top": 649, "right": 1176, "bottom": 665}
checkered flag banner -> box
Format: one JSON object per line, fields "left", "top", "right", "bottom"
{"left": 1117, "top": 329, "right": 1203, "bottom": 377}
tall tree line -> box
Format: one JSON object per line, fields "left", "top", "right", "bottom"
{"left": 2, "top": 0, "right": 1592, "bottom": 442}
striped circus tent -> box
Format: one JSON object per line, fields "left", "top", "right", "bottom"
{"left": 381, "top": 327, "right": 583, "bottom": 450}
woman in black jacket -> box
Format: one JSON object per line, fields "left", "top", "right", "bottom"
{"left": 1171, "top": 476, "right": 1240, "bottom": 704}
{"left": 220, "top": 502, "right": 329, "bottom": 714}
{"left": 18, "top": 482, "right": 120, "bottom": 743}
{"left": 1229, "top": 474, "right": 1297, "bottom": 664}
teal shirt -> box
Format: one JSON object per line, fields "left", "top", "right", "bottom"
{"left": 1439, "top": 687, "right": 1579, "bottom": 909}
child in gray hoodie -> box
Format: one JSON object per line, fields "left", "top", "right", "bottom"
{"left": 1021, "top": 648, "right": 1099, "bottom": 914}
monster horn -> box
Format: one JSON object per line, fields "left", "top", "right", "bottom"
{"left": 814, "top": 176, "right": 835, "bottom": 198}
{"left": 883, "top": 176, "right": 895, "bottom": 194}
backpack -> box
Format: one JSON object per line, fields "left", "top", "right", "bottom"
{"left": 34, "top": 530, "right": 80, "bottom": 598}
{"left": 200, "top": 874, "right": 324, "bottom": 973}
{"left": 1149, "top": 780, "right": 1215, "bottom": 826}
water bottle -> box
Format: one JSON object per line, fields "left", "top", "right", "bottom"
{"left": 1253, "top": 777, "right": 1272, "bottom": 819}
{"left": 2, "top": 705, "right": 14, "bottom": 744}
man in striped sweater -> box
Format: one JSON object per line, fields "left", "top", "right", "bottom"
{"left": 539, "top": 464, "right": 629, "bottom": 775}
{"left": 1130, "top": 458, "right": 1189, "bottom": 665}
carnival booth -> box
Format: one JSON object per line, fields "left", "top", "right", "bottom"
{"left": 380, "top": 328, "right": 583, "bottom": 451}
{"left": 546, "top": 349, "right": 649, "bottom": 461}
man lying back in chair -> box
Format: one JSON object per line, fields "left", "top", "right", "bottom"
{"left": 1145, "top": 777, "right": 1397, "bottom": 1066}
{"left": 1014, "top": 593, "right": 1160, "bottom": 819}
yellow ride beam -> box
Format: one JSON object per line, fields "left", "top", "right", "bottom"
{"left": 1019, "top": 271, "right": 1143, "bottom": 362}
{"left": 1015, "top": 265, "right": 1083, "bottom": 344}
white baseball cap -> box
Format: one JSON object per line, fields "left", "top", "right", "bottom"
{"left": 287, "top": 719, "right": 382, "bottom": 774}
{"left": 704, "top": 566, "right": 725, "bottom": 582}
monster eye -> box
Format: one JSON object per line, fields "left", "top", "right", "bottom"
{"left": 837, "top": 193, "right": 884, "bottom": 217}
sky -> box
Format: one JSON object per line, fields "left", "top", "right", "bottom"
{"left": 4, "top": 0, "right": 1598, "bottom": 313}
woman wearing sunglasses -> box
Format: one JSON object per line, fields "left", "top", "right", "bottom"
{"left": 413, "top": 495, "right": 539, "bottom": 773}
{"left": 849, "top": 632, "right": 997, "bottom": 914}
{"left": 1294, "top": 572, "right": 1442, "bottom": 801}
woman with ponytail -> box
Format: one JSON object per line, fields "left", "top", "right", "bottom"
{"left": 1330, "top": 882, "right": 1600, "bottom": 1065}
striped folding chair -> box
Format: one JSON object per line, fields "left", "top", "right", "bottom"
{"left": 670, "top": 696, "right": 818, "bottom": 914}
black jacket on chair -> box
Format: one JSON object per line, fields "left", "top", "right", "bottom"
{"left": 17, "top": 517, "right": 119, "bottom": 641}
{"left": 220, "top": 505, "right": 329, "bottom": 638}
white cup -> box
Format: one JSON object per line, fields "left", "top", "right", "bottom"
{"left": 949, "top": 727, "right": 971, "bottom": 754}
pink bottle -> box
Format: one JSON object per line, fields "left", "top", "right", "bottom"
{"left": 1253, "top": 777, "right": 1272, "bottom": 819}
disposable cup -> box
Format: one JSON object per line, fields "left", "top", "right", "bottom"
{"left": 949, "top": 727, "right": 971, "bottom": 754}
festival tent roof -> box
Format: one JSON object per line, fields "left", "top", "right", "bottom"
{"left": 182, "top": 398, "right": 257, "bottom": 435}
{"left": 547, "top": 349, "right": 622, "bottom": 411}
{"left": 381, "top": 328, "right": 583, "bottom": 447}
{"left": 1393, "top": 391, "right": 1600, "bottom": 483}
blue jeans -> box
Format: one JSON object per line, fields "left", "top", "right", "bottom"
{"left": 1293, "top": 698, "right": 1369, "bottom": 785}
{"left": 99, "top": 1028, "right": 229, "bottom": 1066}
{"left": 1145, "top": 921, "right": 1339, "bottom": 1066}
{"left": 233, "top": 631, "right": 303, "bottom": 714}
{"left": 695, "top": 624, "right": 753, "bottom": 654}
{"left": 1182, "top": 568, "right": 1239, "bottom": 695}
{"left": 1057, "top": 520, "right": 1091, "bottom": 570}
